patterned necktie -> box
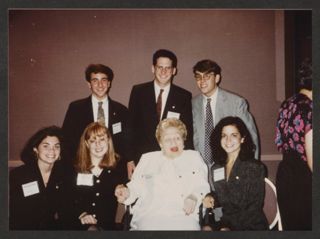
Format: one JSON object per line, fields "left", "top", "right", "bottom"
{"left": 156, "top": 89, "right": 164, "bottom": 121}
{"left": 97, "top": 101, "right": 105, "bottom": 126}
{"left": 204, "top": 98, "right": 214, "bottom": 165}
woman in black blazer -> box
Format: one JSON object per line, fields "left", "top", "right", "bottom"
{"left": 70, "top": 122, "right": 127, "bottom": 230}
{"left": 9, "top": 126, "right": 70, "bottom": 230}
{"left": 202, "top": 116, "right": 268, "bottom": 231}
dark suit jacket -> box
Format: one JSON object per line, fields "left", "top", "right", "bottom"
{"left": 209, "top": 158, "right": 268, "bottom": 230}
{"left": 62, "top": 96, "right": 131, "bottom": 163}
{"left": 128, "top": 81, "right": 194, "bottom": 163}
{"left": 9, "top": 160, "right": 69, "bottom": 230}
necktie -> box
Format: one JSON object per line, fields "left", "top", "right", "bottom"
{"left": 97, "top": 101, "right": 105, "bottom": 126}
{"left": 156, "top": 89, "right": 164, "bottom": 121}
{"left": 204, "top": 98, "right": 214, "bottom": 165}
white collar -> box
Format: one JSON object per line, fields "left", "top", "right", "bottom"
{"left": 154, "top": 81, "right": 171, "bottom": 94}
{"left": 91, "top": 95, "right": 108, "bottom": 105}
{"left": 203, "top": 87, "right": 219, "bottom": 102}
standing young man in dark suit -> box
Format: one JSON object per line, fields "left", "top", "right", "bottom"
{"left": 127, "top": 49, "right": 194, "bottom": 178}
{"left": 62, "top": 64, "right": 131, "bottom": 177}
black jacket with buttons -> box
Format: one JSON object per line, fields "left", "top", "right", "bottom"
{"left": 209, "top": 158, "right": 268, "bottom": 230}
{"left": 70, "top": 159, "right": 127, "bottom": 230}
{"left": 9, "top": 160, "right": 69, "bottom": 230}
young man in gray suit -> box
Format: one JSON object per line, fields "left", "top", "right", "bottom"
{"left": 192, "top": 59, "right": 259, "bottom": 167}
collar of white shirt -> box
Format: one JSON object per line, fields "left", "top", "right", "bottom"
{"left": 154, "top": 81, "right": 171, "bottom": 99}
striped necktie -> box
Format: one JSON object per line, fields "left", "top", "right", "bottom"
{"left": 203, "top": 98, "right": 214, "bottom": 165}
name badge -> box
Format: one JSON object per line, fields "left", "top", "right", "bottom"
{"left": 22, "top": 181, "right": 40, "bottom": 197}
{"left": 167, "top": 111, "right": 180, "bottom": 119}
{"left": 112, "top": 122, "right": 122, "bottom": 134}
{"left": 77, "top": 173, "right": 94, "bottom": 186}
{"left": 213, "top": 167, "right": 225, "bottom": 182}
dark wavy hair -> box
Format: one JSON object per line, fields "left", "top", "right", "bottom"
{"left": 152, "top": 49, "right": 177, "bottom": 68}
{"left": 212, "top": 117, "right": 255, "bottom": 165}
{"left": 193, "top": 59, "right": 221, "bottom": 75}
{"left": 297, "top": 58, "right": 312, "bottom": 91}
{"left": 20, "top": 126, "right": 64, "bottom": 165}
{"left": 85, "top": 64, "right": 114, "bottom": 82}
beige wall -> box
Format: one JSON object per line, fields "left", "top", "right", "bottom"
{"left": 9, "top": 9, "right": 284, "bottom": 162}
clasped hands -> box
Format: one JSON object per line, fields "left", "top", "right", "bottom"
{"left": 78, "top": 212, "right": 97, "bottom": 225}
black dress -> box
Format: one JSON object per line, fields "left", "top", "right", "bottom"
{"left": 275, "top": 93, "right": 312, "bottom": 230}
{"left": 9, "top": 160, "right": 68, "bottom": 230}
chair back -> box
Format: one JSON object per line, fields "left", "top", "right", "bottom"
{"left": 263, "top": 178, "right": 283, "bottom": 230}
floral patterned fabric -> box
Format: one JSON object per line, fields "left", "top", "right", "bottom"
{"left": 275, "top": 93, "right": 312, "bottom": 162}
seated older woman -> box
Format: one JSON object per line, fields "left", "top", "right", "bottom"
{"left": 115, "top": 118, "right": 210, "bottom": 230}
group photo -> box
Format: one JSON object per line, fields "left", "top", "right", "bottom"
{"left": 7, "top": 8, "right": 312, "bottom": 234}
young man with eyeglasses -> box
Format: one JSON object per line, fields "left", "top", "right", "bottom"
{"left": 192, "top": 59, "right": 260, "bottom": 167}
{"left": 127, "top": 49, "right": 194, "bottom": 178}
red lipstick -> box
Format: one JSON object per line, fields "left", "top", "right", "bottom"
{"left": 170, "top": 147, "right": 179, "bottom": 152}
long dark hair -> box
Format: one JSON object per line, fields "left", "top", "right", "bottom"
{"left": 212, "top": 117, "right": 255, "bottom": 165}
{"left": 20, "top": 126, "right": 64, "bottom": 165}
{"left": 297, "top": 58, "right": 312, "bottom": 91}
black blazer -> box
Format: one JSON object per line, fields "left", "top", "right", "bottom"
{"left": 62, "top": 96, "right": 131, "bottom": 163}
{"left": 128, "top": 81, "right": 194, "bottom": 163}
{"left": 209, "top": 158, "right": 268, "bottom": 230}
{"left": 9, "top": 160, "right": 69, "bottom": 230}
{"left": 69, "top": 160, "right": 127, "bottom": 230}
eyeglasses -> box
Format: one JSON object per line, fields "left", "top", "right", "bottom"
{"left": 155, "top": 65, "right": 173, "bottom": 72}
{"left": 194, "top": 72, "right": 214, "bottom": 82}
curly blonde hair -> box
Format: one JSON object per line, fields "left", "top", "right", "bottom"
{"left": 155, "top": 118, "right": 187, "bottom": 144}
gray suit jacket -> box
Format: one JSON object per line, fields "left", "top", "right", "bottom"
{"left": 192, "top": 88, "right": 259, "bottom": 161}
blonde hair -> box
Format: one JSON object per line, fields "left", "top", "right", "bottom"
{"left": 75, "top": 122, "right": 119, "bottom": 173}
{"left": 155, "top": 118, "right": 187, "bottom": 144}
